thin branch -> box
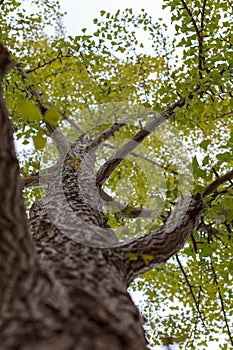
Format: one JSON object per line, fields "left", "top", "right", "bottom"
{"left": 26, "top": 52, "right": 73, "bottom": 74}
{"left": 104, "top": 142, "right": 178, "bottom": 175}
{"left": 211, "top": 261, "right": 233, "bottom": 346}
{"left": 96, "top": 96, "right": 186, "bottom": 186}
{"left": 88, "top": 120, "right": 126, "bottom": 150}
{"left": 59, "top": 110, "right": 82, "bottom": 132}
{"left": 176, "top": 255, "right": 208, "bottom": 331}
{"left": 200, "top": 0, "right": 207, "bottom": 31}
{"left": 15, "top": 63, "right": 71, "bottom": 154}
{"left": 181, "top": 0, "right": 206, "bottom": 76}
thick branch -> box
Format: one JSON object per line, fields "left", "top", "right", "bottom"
{"left": 203, "top": 169, "right": 233, "bottom": 198}
{"left": 114, "top": 194, "right": 204, "bottom": 285}
{"left": 112, "top": 168, "right": 233, "bottom": 284}
{"left": 96, "top": 96, "right": 186, "bottom": 186}
{"left": 21, "top": 172, "right": 51, "bottom": 189}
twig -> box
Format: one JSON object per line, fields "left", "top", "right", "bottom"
{"left": 26, "top": 53, "right": 73, "bottom": 74}
{"left": 181, "top": 0, "right": 206, "bottom": 76}
{"left": 176, "top": 255, "right": 208, "bottom": 331}
{"left": 211, "top": 260, "right": 233, "bottom": 346}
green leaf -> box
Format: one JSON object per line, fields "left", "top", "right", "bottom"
{"left": 216, "top": 152, "right": 232, "bottom": 162}
{"left": 199, "top": 139, "right": 211, "bottom": 150}
{"left": 124, "top": 252, "right": 138, "bottom": 261}
{"left": 33, "top": 134, "right": 47, "bottom": 149}
{"left": 44, "top": 107, "right": 61, "bottom": 125}
{"left": 140, "top": 254, "right": 154, "bottom": 265}
{"left": 17, "top": 101, "right": 41, "bottom": 122}
{"left": 200, "top": 244, "right": 214, "bottom": 257}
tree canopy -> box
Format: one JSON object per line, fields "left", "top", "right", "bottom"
{"left": 1, "top": 0, "right": 233, "bottom": 348}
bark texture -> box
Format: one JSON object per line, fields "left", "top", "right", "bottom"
{"left": 0, "top": 44, "right": 206, "bottom": 350}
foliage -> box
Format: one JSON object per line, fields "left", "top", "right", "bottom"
{"left": 1, "top": 0, "right": 233, "bottom": 348}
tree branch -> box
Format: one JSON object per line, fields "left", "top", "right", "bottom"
{"left": 87, "top": 120, "right": 126, "bottom": 150}
{"left": 111, "top": 168, "right": 233, "bottom": 284}
{"left": 176, "top": 255, "right": 208, "bottom": 330}
{"left": 96, "top": 96, "right": 186, "bottom": 186}
{"left": 203, "top": 169, "right": 233, "bottom": 198}
{"left": 25, "top": 52, "right": 73, "bottom": 74}
{"left": 211, "top": 260, "right": 233, "bottom": 346}
{"left": 181, "top": 0, "right": 206, "bottom": 76}
{"left": 21, "top": 172, "right": 52, "bottom": 189}
{"left": 104, "top": 142, "right": 178, "bottom": 175}
{"left": 113, "top": 194, "right": 204, "bottom": 285}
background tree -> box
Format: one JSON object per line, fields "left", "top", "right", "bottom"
{"left": 0, "top": 0, "right": 232, "bottom": 349}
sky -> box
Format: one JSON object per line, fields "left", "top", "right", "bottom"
{"left": 59, "top": 0, "right": 172, "bottom": 36}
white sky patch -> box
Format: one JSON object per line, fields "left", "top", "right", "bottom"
{"left": 59, "top": 0, "right": 172, "bottom": 36}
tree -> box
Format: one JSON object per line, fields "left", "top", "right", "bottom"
{"left": 0, "top": 0, "right": 232, "bottom": 349}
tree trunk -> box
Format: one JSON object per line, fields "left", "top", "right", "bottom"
{"left": 0, "top": 44, "right": 206, "bottom": 350}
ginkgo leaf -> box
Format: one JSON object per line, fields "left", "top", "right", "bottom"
{"left": 17, "top": 101, "right": 41, "bottom": 122}
{"left": 44, "top": 106, "right": 61, "bottom": 125}
{"left": 33, "top": 134, "right": 47, "bottom": 149}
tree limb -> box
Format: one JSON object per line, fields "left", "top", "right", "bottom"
{"left": 203, "top": 169, "right": 233, "bottom": 198}
{"left": 111, "top": 168, "right": 233, "bottom": 284}
{"left": 113, "top": 194, "right": 204, "bottom": 285}
{"left": 96, "top": 96, "right": 186, "bottom": 186}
